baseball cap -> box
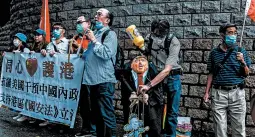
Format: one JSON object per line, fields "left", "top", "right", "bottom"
{"left": 35, "top": 29, "right": 46, "bottom": 36}
{"left": 219, "top": 23, "right": 237, "bottom": 34}
{"left": 14, "top": 33, "right": 27, "bottom": 43}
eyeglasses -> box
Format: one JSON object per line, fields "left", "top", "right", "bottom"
{"left": 76, "top": 21, "right": 88, "bottom": 24}
{"left": 96, "top": 12, "right": 103, "bottom": 17}
{"left": 53, "top": 27, "right": 63, "bottom": 30}
{"left": 96, "top": 12, "right": 108, "bottom": 18}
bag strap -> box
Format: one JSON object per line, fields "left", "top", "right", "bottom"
{"left": 147, "top": 33, "right": 175, "bottom": 56}
{"left": 148, "top": 33, "right": 153, "bottom": 55}
{"left": 102, "top": 29, "right": 111, "bottom": 43}
{"left": 52, "top": 42, "right": 59, "bottom": 53}
{"left": 214, "top": 47, "right": 234, "bottom": 77}
{"left": 238, "top": 46, "right": 242, "bottom": 52}
{"left": 164, "top": 33, "right": 175, "bottom": 56}
{"left": 101, "top": 29, "right": 117, "bottom": 67}
{"left": 118, "top": 46, "right": 125, "bottom": 68}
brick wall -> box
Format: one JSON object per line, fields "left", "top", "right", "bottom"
{"left": 0, "top": 0, "right": 255, "bottom": 136}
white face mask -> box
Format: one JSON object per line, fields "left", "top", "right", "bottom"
{"left": 13, "top": 39, "right": 20, "bottom": 47}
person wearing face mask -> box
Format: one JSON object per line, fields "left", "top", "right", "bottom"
{"left": 71, "top": 16, "right": 91, "bottom": 55}
{"left": 12, "top": 33, "right": 30, "bottom": 53}
{"left": 121, "top": 56, "right": 163, "bottom": 137}
{"left": 26, "top": 29, "right": 49, "bottom": 124}
{"left": 11, "top": 32, "right": 30, "bottom": 122}
{"left": 41, "top": 22, "right": 68, "bottom": 56}
{"left": 203, "top": 23, "right": 251, "bottom": 137}
{"left": 39, "top": 23, "right": 68, "bottom": 128}
{"left": 81, "top": 8, "right": 117, "bottom": 137}
{"left": 30, "top": 29, "right": 48, "bottom": 53}
{"left": 138, "top": 19, "right": 182, "bottom": 137}
{"left": 74, "top": 16, "right": 97, "bottom": 137}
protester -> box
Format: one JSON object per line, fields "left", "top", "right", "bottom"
{"left": 74, "top": 16, "right": 96, "bottom": 137}
{"left": 121, "top": 56, "right": 163, "bottom": 137}
{"left": 12, "top": 33, "right": 30, "bottom": 53}
{"left": 11, "top": 32, "right": 30, "bottom": 122}
{"left": 30, "top": 29, "right": 48, "bottom": 53}
{"left": 27, "top": 29, "right": 49, "bottom": 124}
{"left": 81, "top": 8, "right": 117, "bottom": 137}
{"left": 139, "top": 19, "right": 183, "bottom": 137}
{"left": 71, "top": 16, "right": 90, "bottom": 54}
{"left": 203, "top": 23, "right": 251, "bottom": 137}
{"left": 41, "top": 22, "right": 69, "bottom": 56}
{"left": 39, "top": 22, "right": 69, "bottom": 127}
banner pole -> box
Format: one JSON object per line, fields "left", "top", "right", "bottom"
{"left": 239, "top": 15, "right": 247, "bottom": 47}
{"left": 240, "top": 0, "right": 252, "bottom": 47}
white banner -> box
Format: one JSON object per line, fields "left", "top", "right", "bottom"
{"left": 0, "top": 52, "right": 85, "bottom": 128}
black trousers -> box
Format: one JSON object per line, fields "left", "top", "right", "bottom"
{"left": 79, "top": 84, "right": 96, "bottom": 132}
{"left": 144, "top": 104, "right": 163, "bottom": 137}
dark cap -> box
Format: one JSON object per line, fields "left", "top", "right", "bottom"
{"left": 219, "top": 23, "right": 237, "bottom": 34}
{"left": 151, "top": 19, "right": 170, "bottom": 32}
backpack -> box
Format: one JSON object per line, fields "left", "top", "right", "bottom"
{"left": 147, "top": 33, "right": 183, "bottom": 65}
{"left": 102, "top": 29, "right": 125, "bottom": 80}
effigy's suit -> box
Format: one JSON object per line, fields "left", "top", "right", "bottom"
{"left": 120, "top": 56, "right": 164, "bottom": 137}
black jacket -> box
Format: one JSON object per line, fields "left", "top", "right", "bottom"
{"left": 120, "top": 61, "right": 163, "bottom": 107}
{"left": 30, "top": 42, "right": 48, "bottom": 53}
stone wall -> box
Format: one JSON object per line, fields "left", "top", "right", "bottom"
{"left": 0, "top": 0, "right": 255, "bottom": 136}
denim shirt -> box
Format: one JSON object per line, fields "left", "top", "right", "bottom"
{"left": 82, "top": 26, "right": 118, "bottom": 85}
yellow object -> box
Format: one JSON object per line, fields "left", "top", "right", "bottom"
{"left": 126, "top": 25, "right": 145, "bottom": 50}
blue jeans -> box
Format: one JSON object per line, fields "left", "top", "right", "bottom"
{"left": 164, "top": 75, "right": 182, "bottom": 137}
{"left": 90, "top": 82, "right": 116, "bottom": 137}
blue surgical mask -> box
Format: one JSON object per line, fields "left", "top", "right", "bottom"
{"left": 13, "top": 39, "right": 20, "bottom": 47}
{"left": 225, "top": 35, "right": 237, "bottom": 47}
{"left": 76, "top": 24, "right": 84, "bottom": 34}
{"left": 95, "top": 21, "right": 104, "bottom": 30}
{"left": 53, "top": 29, "right": 61, "bottom": 39}
{"left": 51, "top": 37, "right": 56, "bottom": 42}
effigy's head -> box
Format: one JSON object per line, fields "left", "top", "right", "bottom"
{"left": 131, "top": 56, "right": 148, "bottom": 74}
{"left": 124, "top": 114, "right": 144, "bottom": 133}
{"left": 130, "top": 117, "right": 140, "bottom": 130}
